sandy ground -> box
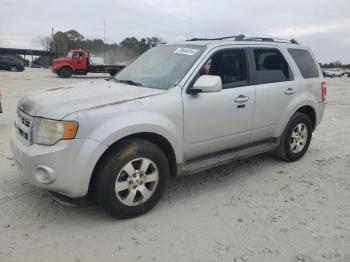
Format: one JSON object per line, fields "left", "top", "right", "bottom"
{"left": 0, "top": 68, "right": 349, "bottom": 262}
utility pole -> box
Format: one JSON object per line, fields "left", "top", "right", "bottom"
{"left": 51, "top": 27, "right": 55, "bottom": 52}
{"left": 103, "top": 20, "right": 106, "bottom": 64}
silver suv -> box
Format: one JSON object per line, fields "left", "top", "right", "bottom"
{"left": 10, "top": 35, "right": 326, "bottom": 218}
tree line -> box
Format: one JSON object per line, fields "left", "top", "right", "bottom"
{"left": 319, "top": 60, "right": 350, "bottom": 69}
{"left": 39, "top": 29, "right": 163, "bottom": 65}
{"left": 34, "top": 30, "right": 350, "bottom": 69}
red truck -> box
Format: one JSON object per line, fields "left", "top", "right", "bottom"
{"left": 52, "top": 49, "right": 125, "bottom": 78}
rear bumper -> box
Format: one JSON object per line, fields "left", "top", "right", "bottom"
{"left": 316, "top": 101, "right": 326, "bottom": 128}
{"left": 10, "top": 130, "right": 107, "bottom": 198}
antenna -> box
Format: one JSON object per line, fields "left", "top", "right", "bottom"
{"left": 51, "top": 27, "right": 55, "bottom": 52}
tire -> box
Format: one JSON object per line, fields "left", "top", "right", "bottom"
{"left": 59, "top": 67, "right": 73, "bottom": 78}
{"left": 109, "top": 69, "right": 117, "bottom": 77}
{"left": 10, "top": 66, "right": 18, "bottom": 72}
{"left": 95, "top": 139, "right": 170, "bottom": 218}
{"left": 275, "top": 113, "right": 312, "bottom": 162}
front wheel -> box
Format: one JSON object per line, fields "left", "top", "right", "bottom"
{"left": 108, "top": 69, "right": 117, "bottom": 77}
{"left": 59, "top": 67, "right": 73, "bottom": 78}
{"left": 275, "top": 113, "right": 312, "bottom": 162}
{"left": 95, "top": 139, "right": 170, "bottom": 218}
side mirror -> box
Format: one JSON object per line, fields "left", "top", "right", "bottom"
{"left": 188, "top": 75, "right": 222, "bottom": 94}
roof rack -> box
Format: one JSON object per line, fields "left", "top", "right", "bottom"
{"left": 186, "top": 34, "right": 299, "bottom": 44}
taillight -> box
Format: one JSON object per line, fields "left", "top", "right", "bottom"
{"left": 321, "top": 82, "right": 326, "bottom": 102}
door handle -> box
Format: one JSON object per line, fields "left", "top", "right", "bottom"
{"left": 285, "top": 88, "right": 296, "bottom": 95}
{"left": 234, "top": 95, "right": 249, "bottom": 103}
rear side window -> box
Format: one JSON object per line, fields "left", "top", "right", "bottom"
{"left": 253, "top": 48, "right": 293, "bottom": 84}
{"left": 288, "top": 48, "right": 319, "bottom": 79}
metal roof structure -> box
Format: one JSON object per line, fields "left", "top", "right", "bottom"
{"left": 0, "top": 47, "right": 61, "bottom": 56}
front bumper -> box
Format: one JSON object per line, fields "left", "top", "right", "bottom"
{"left": 52, "top": 68, "right": 59, "bottom": 74}
{"left": 10, "top": 130, "right": 107, "bottom": 198}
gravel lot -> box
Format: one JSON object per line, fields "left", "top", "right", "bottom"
{"left": 0, "top": 68, "right": 349, "bottom": 262}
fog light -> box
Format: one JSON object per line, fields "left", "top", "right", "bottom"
{"left": 34, "top": 165, "right": 56, "bottom": 184}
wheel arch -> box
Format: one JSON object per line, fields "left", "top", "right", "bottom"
{"left": 295, "top": 105, "right": 316, "bottom": 130}
{"left": 87, "top": 132, "right": 178, "bottom": 199}
{"left": 59, "top": 65, "right": 74, "bottom": 74}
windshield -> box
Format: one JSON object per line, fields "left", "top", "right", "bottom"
{"left": 66, "top": 51, "right": 72, "bottom": 58}
{"left": 115, "top": 44, "right": 205, "bottom": 90}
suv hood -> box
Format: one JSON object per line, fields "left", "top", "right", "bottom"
{"left": 18, "top": 80, "right": 166, "bottom": 119}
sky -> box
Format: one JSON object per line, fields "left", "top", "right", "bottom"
{"left": 0, "top": 0, "right": 349, "bottom": 63}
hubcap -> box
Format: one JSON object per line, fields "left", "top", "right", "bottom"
{"left": 290, "top": 123, "right": 308, "bottom": 154}
{"left": 115, "top": 158, "right": 159, "bottom": 206}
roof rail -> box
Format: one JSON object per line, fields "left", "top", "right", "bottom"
{"left": 186, "top": 34, "right": 299, "bottom": 44}
{"left": 243, "top": 37, "right": 299, "bottom": 44}
{"left": 186, "top": 35, "right": 244, "bottom": 41}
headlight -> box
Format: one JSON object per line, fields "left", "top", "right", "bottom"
{"left": 33, "top": 118, "right": 78, "bottom": 146}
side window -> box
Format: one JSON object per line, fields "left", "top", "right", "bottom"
{"left": 72, "top": 52, "right": 80, "bottom": 59}
{"left": 253, "top": 48, "right": 293, "bottom": 84}
{"left": 288, "top": 48, "right": 319, "bottom": 79}
{"left": 199, "top": 49, "right": 248, "bottom": 89}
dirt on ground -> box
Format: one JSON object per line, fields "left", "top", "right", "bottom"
{"left": 0, "top": 68, "right": 349, "bottom": 262}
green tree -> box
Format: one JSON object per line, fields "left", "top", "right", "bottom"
{"left": 47, "top": 29, "right": 164, "bottom": 62}
{"left": 53, "top": 31, "right": 69, "bottom": 53}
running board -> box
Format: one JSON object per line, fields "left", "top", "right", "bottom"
{"left": 183, "top": 141, "right": 278, "bottom": 175}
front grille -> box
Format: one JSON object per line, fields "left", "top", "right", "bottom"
{"left": 15, "top": 109, "right": 33, "bottom": 145}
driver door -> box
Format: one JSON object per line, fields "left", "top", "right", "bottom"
{"left": 182, "top": 47, "right": 255, "bottom": 160}
{"left": 71, "top": 51, "right": 85, "bottom": 70}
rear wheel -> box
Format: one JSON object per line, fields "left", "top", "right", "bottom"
{"left": 95, "top": 139, "right": 170, "bottom": 218}
{"left": 275, "top": 113, "right": 312, "bottom": 162}
{"left": 59, "top": 67, "right": 73, "bottom": 78}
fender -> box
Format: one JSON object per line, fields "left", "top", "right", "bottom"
{"left": 275, "top": 92, "right": 318, "bottom": 137}
{"left": 58, "top": 64, "right": 74, "bottom": 72}
{"left": 74, "top": 110, "right": 184, "bottom": 166}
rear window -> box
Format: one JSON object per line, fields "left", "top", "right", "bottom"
{"left": 288, "top": 49, "right": 319, "bottom": 79}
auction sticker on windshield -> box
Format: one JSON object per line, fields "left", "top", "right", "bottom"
{"left": 174, "top": 48, "right": 199, "bottom": 56}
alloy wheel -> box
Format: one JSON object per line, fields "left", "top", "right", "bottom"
{"left": 115, "top": 158, "right": 159, "bottom": 206}
{"left": 290, "top": 123, "right": 308, "bottom": 154}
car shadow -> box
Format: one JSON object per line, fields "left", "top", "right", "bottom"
{"left": 3, "top": 152, "right": 285, "bottom": 224}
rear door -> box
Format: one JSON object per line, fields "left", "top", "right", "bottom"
{"left": 183, "top": 46, "right": 255, "bottom": 160}
{"left": 0, "top": 57, "right": 9, "bottom": 70}
{"left": 250, "top": 46, "right": 297, "bottom": 142}
{"left": 288, "top": 48, "right": 324, "bottom": 102}
{"left": 0, "top": 58, "right": 5, "bottom": 69}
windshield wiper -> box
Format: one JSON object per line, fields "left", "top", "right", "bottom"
{"left": 115, "top": 79, "right": 144, "bottom": 87}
